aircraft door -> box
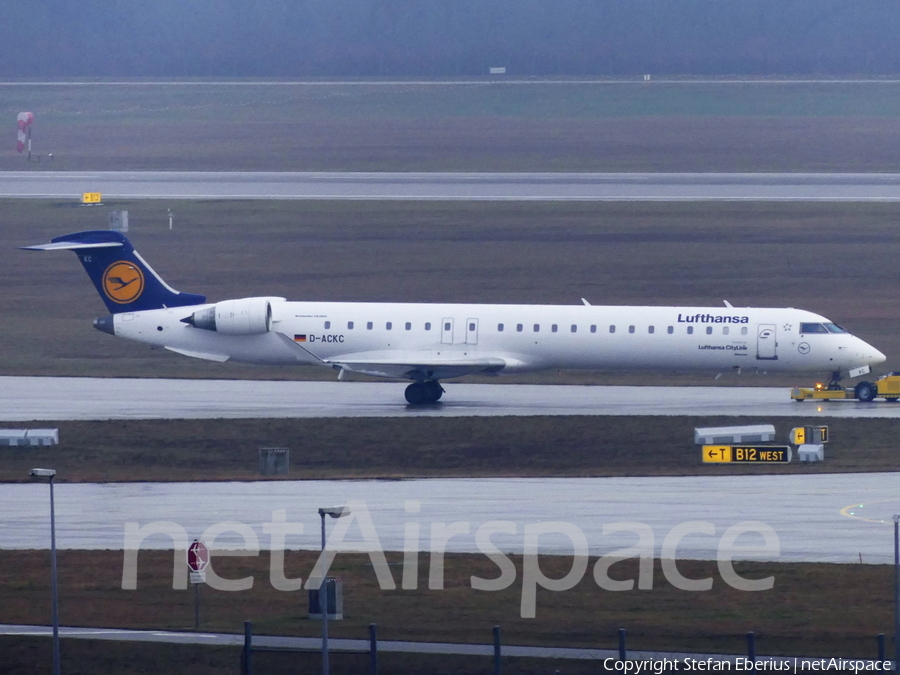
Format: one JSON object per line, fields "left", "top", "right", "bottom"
{"left": 466, "top": 318, "right": 479, "bottom": 345}
{"left": 756, "top": 324, "right": 778, "bottom": 360}
{"left": 441, "top": 318, "right": 454, "bottom": 345}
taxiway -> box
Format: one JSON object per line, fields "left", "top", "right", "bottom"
{"left": 4, "top": 171, "right": 900, "bottom": 201}
{"left": 2, "top": 377, "right": 899, "bottom": 421}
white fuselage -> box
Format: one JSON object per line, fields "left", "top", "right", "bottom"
{"left": 106, "top": 299, "right": 885, "bottom": 380}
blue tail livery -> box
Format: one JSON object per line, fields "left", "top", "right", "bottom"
{"left": 21, "top": 230, "right": 206, "bottom": 313}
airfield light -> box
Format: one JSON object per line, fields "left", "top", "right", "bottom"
{"left": 318, "top": 506, "right": 350, "bottom": 519}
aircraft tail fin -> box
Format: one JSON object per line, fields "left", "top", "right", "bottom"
{"left": 22, "top": 230, "right": 206, "bottom": 313}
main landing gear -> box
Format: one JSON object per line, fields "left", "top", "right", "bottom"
{"left": 405, "top": 380, "right": 444, "bottom": 405}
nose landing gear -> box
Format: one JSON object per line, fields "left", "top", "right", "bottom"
{"left": 405, "top": 380, "right": 444, "bottom": 405}
{"left": 824, "top": 370, "right": 843, "bottom": 391}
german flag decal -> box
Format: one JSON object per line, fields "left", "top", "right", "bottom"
{"left": 294, "top": 335, "right": 307, "bottom": 343}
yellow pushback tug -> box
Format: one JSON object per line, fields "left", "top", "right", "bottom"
{"left": 791, "top": 372, "right": 900, "bottom": 403}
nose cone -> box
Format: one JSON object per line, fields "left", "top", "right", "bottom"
{"left": 869, "top": 346, "right": 887, "bottom": 365}
{"left": 856, "top": 337, "right": 886, "bottom": 367}
{"left": 93, "top": 314, "right": 115, "bottom": 335}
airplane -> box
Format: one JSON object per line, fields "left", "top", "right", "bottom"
{"left": 23, "top": 230, "right": 886, "bottom": 404}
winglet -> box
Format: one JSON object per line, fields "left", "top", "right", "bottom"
{"left": 581, "top": 298, "right": 591, "bottom": 306}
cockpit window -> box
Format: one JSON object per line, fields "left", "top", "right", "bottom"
{"left": 799, "top": 322, "right": 847, "bottom": 334}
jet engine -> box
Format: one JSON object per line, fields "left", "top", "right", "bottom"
{"left": 181, "top": 297, "right": 285, "bottom": 335}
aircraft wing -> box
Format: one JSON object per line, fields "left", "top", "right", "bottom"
{"left": 275, "top": 334, "right": 507, "bottom": 380}
{"left": 329, "top": 355, "right": 507, "bottom": 380}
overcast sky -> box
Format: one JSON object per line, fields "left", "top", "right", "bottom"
{"left": 2, "top": 1, "right": 899, "bottom": 77}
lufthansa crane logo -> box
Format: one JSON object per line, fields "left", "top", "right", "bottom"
{"left": 102, "top": 261, "right": 145, "bottom": 304}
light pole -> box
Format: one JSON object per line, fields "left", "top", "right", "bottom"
{"left": 894, "top": 514, "right": 899, "bottom": 671}
{"left": 31, "top": 468, "right": 60, "bottom": 675}
{"left": 318, "top": 505, "right": 350, "bottom": 675}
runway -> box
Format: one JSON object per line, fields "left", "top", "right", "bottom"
{"left": 2, "top": 377, "right": 900, "bottom": 421}
{"left": 4, "top": 473, "right": 899, "bottom": 564}
{"left": 4, "top": 171, "right": 900, "bottom": 201}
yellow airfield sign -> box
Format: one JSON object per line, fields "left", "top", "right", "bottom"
{"left": 790, "top": 426, "right": 829, "bottom": 445}
{"left": 81, "top": 192, "right": 102, "bottom": 205}
{"left": 702, "top": 445, "right": 792, "bottom": 464}
{"left": 702, "top": 446, "right": 733, "bottom": 463}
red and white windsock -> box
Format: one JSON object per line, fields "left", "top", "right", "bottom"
{"left": 17, "top": 112, "right": 34, "bottom": 153}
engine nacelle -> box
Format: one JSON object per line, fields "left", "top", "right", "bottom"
{"left": 181, "top": 297, "right": 285, "bottom": 335}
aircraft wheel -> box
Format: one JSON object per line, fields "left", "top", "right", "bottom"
{"left": 424, "top": 380, "right": 444, "bottom": 402}
{"left": 855, "top": 381, "right": 878, "bottom": 403}
{"left": 406, "top": 381, "right": 444, "bottom": 404}
{"left": 405, "top": 383, "right": 427, "bottom": 405}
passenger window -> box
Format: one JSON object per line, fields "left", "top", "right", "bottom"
{"left": 425, "top": 322, "right": 431, "bottom": 331}
{"left": 348, "top": 321, "right": 354, "bottom": 329}
{"left": 609, "top": 325, "right": 615, "bottom": 333}
{"left": 723, "top": 326, "right": 729, "bottom": 335}
{"left": 667, "top": 326, "right": 673, "bottom": 334}
{"left": 533, "top": 324, "right": 540, "bottom": 332}
{"left": 590, "top": 325, "right": 597, "bottom": 333}
{"left": 517, "top": 324, "right": 523, "bottom": 332}
{"left": 469, "top": 322, "right": 476, "bottom": 332}
{"left": 386, "top": 322, "right": 392, "bottom": 330}
{"left": 498, "top": 323, "right": 504, "bottom": 332}
{"left": 405, "top": 322, "right": 411, "bottom": 330}
{"left": 367, "top": 322, "right": 373, "bottom": 330}
{"left": 687, "top": 326, "right": 694, "bottom": 334}
{"left": 551, "top": 324, "right": 558, "bottom": 333}
{"left": 741, "top": 327, "right": 748, "bottom": 335}
{"left": 571, "top": 325, "right": 577, "bottom": 333}
{"left": 325, "top": 321, "right": 331, "bottom": 329}
{"left": 706, "top": 326, "right": 713, "bottom": 335}
{"left": 628, "top": 325, "right": 635, "bottom": 334}
{"left": 444, "top": 322, "right": 451, "bottom": 331}
{"left": 648, "top": 326, "right": 655, "bottom": 334}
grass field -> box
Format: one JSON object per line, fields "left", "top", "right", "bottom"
{"left": 5, "top": 80, "right": 900, "bottom": 171}
{"left": 3, "top": 198, "right": 899, "bottom": 382}
{"left": 0, "top": 415, "right": 898, "bottom": 484}
{"left": 0, "top": 549, "right": 893, "bottom": 669}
